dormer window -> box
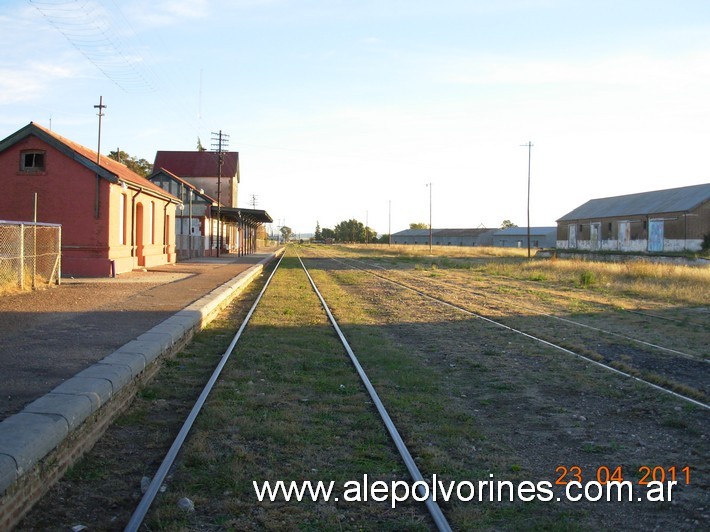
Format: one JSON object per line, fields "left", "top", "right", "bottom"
{"left": 21, "top": 150, "right": 45, "bottom": 172}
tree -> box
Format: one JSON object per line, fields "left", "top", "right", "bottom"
{"left": 256, "top": 224, "right": 269, "bottom": 245}
{"left": 197, "top": 137, "right": 206, "bottom": 152}
{"left": 410, "top": 222, "right": 429, "bottom": 229}
{"left": 321, "top": 228, "right": 335, "bottom": 240}
{"left": 108, "top": 150, "right": 153, "bottom": 177}
{"left": 334, "top": 219, "right": 364, "bottom": 242}
{"left": 333, "top": 219, "right": 376, "bottom": 243}
{"left": 280, "top": 226, "right": 293, "bottom": 242}
{"left": 501, "top": 219, "right": 518, "bottom": 229}
{"left": 314, "top": 221, "right": 323, "bottom": 241}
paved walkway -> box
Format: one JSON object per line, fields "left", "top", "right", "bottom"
{"left": 0, "top": 249, "right": 279, "bottom": 420}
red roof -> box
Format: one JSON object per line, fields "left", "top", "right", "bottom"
{"left": 7, "top": 123, "right": 180, "bottom": 202}
{"left": 153, "top": 151, "right": 239, "bottom": 181}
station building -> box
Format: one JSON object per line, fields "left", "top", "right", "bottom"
{"left": 152, "top": 151, "right": 272, "bottom": 256}
{"left": 0, "top": 122, "right": 180, "bottom": 276}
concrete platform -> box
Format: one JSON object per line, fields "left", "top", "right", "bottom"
{"left": 0, "top": 248, "right": 282, "bottom": 499}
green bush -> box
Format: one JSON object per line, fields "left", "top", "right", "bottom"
{"left": 579, "top": 270, "right": 596, "bottom": 287}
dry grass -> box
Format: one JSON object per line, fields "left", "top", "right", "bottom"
{"left": 485, "top": 258, "right": 710, "bottom": 305}
{"left": 332, "top": 244, "right": 710, "bottom": 305}
{"left": 0, "top": 268, "right": 51, "bottom": 294}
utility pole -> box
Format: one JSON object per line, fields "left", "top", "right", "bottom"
{"left": 211, "top": 130, "right": 229, "bottom": 257}
{"left": 388, "top": 199, "right": 392, "bottom": 247}
{"left": 94, "top": 96, "right": 107, "bottom": 218}
{"left": 94, "top": 96, "right": 106, "bottom": 164}
{"left": 521, "top": 141, "right": 533, "bottom": 259}
{"left": 426, "top": 183, "right": 432, "bottom": 253}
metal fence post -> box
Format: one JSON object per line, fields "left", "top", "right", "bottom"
{"left": 32, "top": 223, "right": 37, "bottom": 289}
{"left": 57, "top": 225, "right": 62, "bottom": 285}
{"left": 19, "top": 224, "right": 25, "bottom": 290}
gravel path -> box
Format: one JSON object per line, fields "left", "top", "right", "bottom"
{"left": 0, "top": 250, "right": 278, "bottom": 420}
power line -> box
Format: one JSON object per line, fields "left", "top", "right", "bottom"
{"left": 28, "top": 0, "right": 201, "bottom": 135}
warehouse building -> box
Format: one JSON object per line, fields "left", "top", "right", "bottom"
{"left": 491, "top": 227, "right": 557, "bottom": 248}
{"left": 391, "top": 228, "right": 495, "bottom": 246}
{"left": 556, "top": 183, "right": 710, "bottom": 252}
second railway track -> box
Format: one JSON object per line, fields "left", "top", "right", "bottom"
{"left": 312, "top": 247, "right": 709, "bottom": 403}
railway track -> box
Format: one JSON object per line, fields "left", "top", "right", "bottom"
{"left": 124, "top": 250, "right": 451, "bottom": 531}
{"left": 19, "top": 245, "right": 709, "bottom": 530}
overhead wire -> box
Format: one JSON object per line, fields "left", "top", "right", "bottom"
{"left": 27, "top": 0, "right": 201, "bottom": 135}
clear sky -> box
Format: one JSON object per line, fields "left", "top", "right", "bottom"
{"left": 2, "top": 0, "right": 709, "bottom": 236}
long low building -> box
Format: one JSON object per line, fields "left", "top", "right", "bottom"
{"left": 490, "top": 226, "right": 557, "bottom": 248}
{"left": 556, "top": 183, "right": 710, "bottom": 253}
{"left": 390, "top": 227, "right": 557, "bottom": 248}
{"left": 391, "top": 228, "right": 495, "bottom": 246}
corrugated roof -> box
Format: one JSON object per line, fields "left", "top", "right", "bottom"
{"left": 493, "top": 226, "right": 556, "bottom": 236}
{"left": 393, "top": 228, "right": 493, "bottom": 237}
{"left": 0, "top": 123, "right": 179, "bottom": 202}
{"left": 154, "top": 150, "right": 239, "bottom": 181}
{"left": 557, "top": 183, "right": 710, "bottom": 221}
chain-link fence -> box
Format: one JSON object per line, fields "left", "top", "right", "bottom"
{"left": 0, "top": 221, "right": 61, "bottom": 292}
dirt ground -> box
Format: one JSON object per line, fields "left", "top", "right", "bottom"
{"left": 0, "top": 250, "right": 277, "bottom": 420}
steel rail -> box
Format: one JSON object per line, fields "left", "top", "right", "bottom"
{"left": 344, "top": 255, "right": 704, "bottom": 362}
{"left": 315, "top": 252, "right": 709, "bottom": 411}
{"left": 297, "top": 255, "right": 453, "bottom": 532}
{"left": 124, "top": 252, "right": 286, "bottom": 532}
{"left": 491, "top": 272, "right": 709, "bottom": 329}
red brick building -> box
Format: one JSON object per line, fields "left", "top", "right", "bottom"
{"left": 0, "top": 122, "right": 181, "bottom": 277}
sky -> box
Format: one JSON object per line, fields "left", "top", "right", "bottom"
{"left": 2, "top": 0, "right": 710, "bottom": 236}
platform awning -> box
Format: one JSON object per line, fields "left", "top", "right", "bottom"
{"left": 211, "top": 206, "right": 273, "bottom": 225}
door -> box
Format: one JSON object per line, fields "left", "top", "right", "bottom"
{"left": 648, "top": 219, "right": 664, "bottom": 252}
{"left": 590, "top": 223, "right": 601, "bottom": 250}
{"left": 618, "top": 221, "right": 630, "bottom": 249}
{"left": 568, "top": 224, "right": 577, "bottom": 248}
